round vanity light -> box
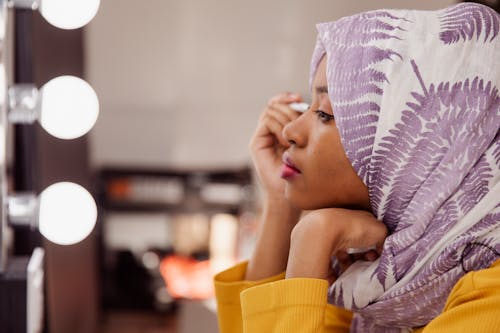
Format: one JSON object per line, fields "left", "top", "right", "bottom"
{"left": 39, "top": 76, "right": 99, "bottom": 139}
{"left": 39, "top": 0, "right": 100, "bottom": 30}
{"left": 38, "top": 182, "right": 97, "bottom": 245}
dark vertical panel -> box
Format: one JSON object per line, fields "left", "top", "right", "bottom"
{"left": 27, "top": 12, "right": 99, "bottom": 333}
{"left": 13, "top": 9, "right": 36, "bottom": 190}
{"left": 0, "top": 257, "right": 29, "bottom": 333}
{"left": 12, "top": 9, "right": 41, "bottom": 256}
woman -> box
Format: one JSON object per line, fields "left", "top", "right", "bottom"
{"left": 215, "top": 3, "right": 500, "bottom": 332}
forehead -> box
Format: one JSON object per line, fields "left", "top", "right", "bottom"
{"left": 312, "top": 56, "right": 328, "bottom": 90}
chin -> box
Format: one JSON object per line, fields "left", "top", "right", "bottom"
{"left": 285, "top": 186, "right": 366, "bottom": 211}
{"left": 284, "top": 188, "right": 328, "bottom": 211}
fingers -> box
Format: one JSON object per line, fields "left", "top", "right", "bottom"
{"left": 321, "top": 209, "right": 387, "bottom": 274}
{"left": 260, "top": 113, "right": 290, "bottom": 148}
{"left": 251, "top": 92, "right": 303, "bottom": 152}
{"left": 266, "top": 91, "right": 303, "bottom": 125}
{"left": 337, "top": 221, "right": 386, "bottom": 274}
{"left": 268, "top": 92, "right": 302, "bottom": 105}
{"left": 364, "top": 250, "right": 379, "bottom": 261}
{"left": 268, "top": 102, "right": 301, "bottom": 124}
{"left": 346, "top": 213, "right": 387, "bottom": 253}
{"left": 336, "top": 251, "right": 352, "bottom": 273}
{"left": 336, "top": 249, "right": 380, "bottom": 274}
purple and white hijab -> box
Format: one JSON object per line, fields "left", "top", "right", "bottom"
{"left": 310, "top": 3, "right": 500, "bottom": 332}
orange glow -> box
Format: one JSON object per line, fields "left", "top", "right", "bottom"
{"left": 107, "top": 178, "right": 131, "bottom": 199}
{"left": 159, "top": 255, "right": 214, "bottom": 299}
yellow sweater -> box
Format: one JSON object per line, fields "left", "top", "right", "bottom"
{"left": 214, "top": 259, "right": 500, "bottom": 332}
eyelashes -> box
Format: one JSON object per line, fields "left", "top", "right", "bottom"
{"left": 314, "top": 110, "right": 335, "bottom": 123}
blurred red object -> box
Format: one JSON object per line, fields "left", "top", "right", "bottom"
{"left": 107, "top": 178, "right": 131, "bottom": 199}
{"left": 159, "top": 255, "right": 214, "bottom": 299}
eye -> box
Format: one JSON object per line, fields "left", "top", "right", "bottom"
{"left": 314, "top": 110, "right": 335, "bottom": 123}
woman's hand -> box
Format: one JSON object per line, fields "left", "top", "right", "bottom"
{"left": 285, "top": 208, "right": 387, "bottom": 281}
{"left": 249, "top": 92, "right": 303, "bottom": 202}
{"left": 245, "top": 92, "right": 304, "bottom": 280}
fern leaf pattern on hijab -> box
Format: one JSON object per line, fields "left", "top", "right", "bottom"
{"left": 310, "top": 3, "right": 500, "bottom": 331}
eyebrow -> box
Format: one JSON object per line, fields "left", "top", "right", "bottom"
{"left": 315, "top": 86, "right": 328, "bottom": 94}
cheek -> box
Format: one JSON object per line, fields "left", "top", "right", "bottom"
{"left": 311, "top": 156, "right": 341, "bottom": 193}
{"left": 286, "top": 129, "right": 354, "bottom": 209}
{"left": 309, "top": 137, "right": 344, "bottom": 177}
{"left": 308, "top": 142, "right": 349, "bottom": 189}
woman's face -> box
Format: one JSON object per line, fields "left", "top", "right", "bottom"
{"left": 282, "top": 57, "right": 370, "bottom": 211}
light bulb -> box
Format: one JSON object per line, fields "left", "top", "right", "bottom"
{"left": 38, "top": 182, "right": 97, "bottom": 245}
{"left": 40, "top": 76, "right": 99, "bottom": 140}
{"left": 39, "top": 0, "right": 100, "bottom": 30}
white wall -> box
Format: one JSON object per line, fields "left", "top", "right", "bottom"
{"left": 85, "top": 0, "right": 456, "bottom": 169}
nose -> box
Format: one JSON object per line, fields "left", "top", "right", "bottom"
{"left": 283, "top": 113, "right": 308, "bottom": 147}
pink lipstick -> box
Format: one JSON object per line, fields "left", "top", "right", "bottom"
{"left": 281, "top": 154, "right": 301, "bottom": 179}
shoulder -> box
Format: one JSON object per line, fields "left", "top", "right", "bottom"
{"left": 447, "top": 258, "right": 500, "bottom": 307}
{"left": 419, "top": 260, "right": 500, "bottom": 333}
{"left": 422, "top": 259, "right": 500, "bottom": 332}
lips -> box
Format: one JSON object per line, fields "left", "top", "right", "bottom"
{"left": 281, "top": 154, "right": 301, "bottom": 179}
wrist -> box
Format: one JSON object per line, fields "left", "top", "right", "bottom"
{"left": 245, "top": 196, "right": 300, "bottom": 281}
{"left": 262, "top": 195, "right": 301, "bottom": 226}
{"left": 307, "top": 209, "right": 346, "bottom": 252}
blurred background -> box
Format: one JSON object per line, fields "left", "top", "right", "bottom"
{"left": 1, "top": 0, "right": 497, "bottom": 332}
